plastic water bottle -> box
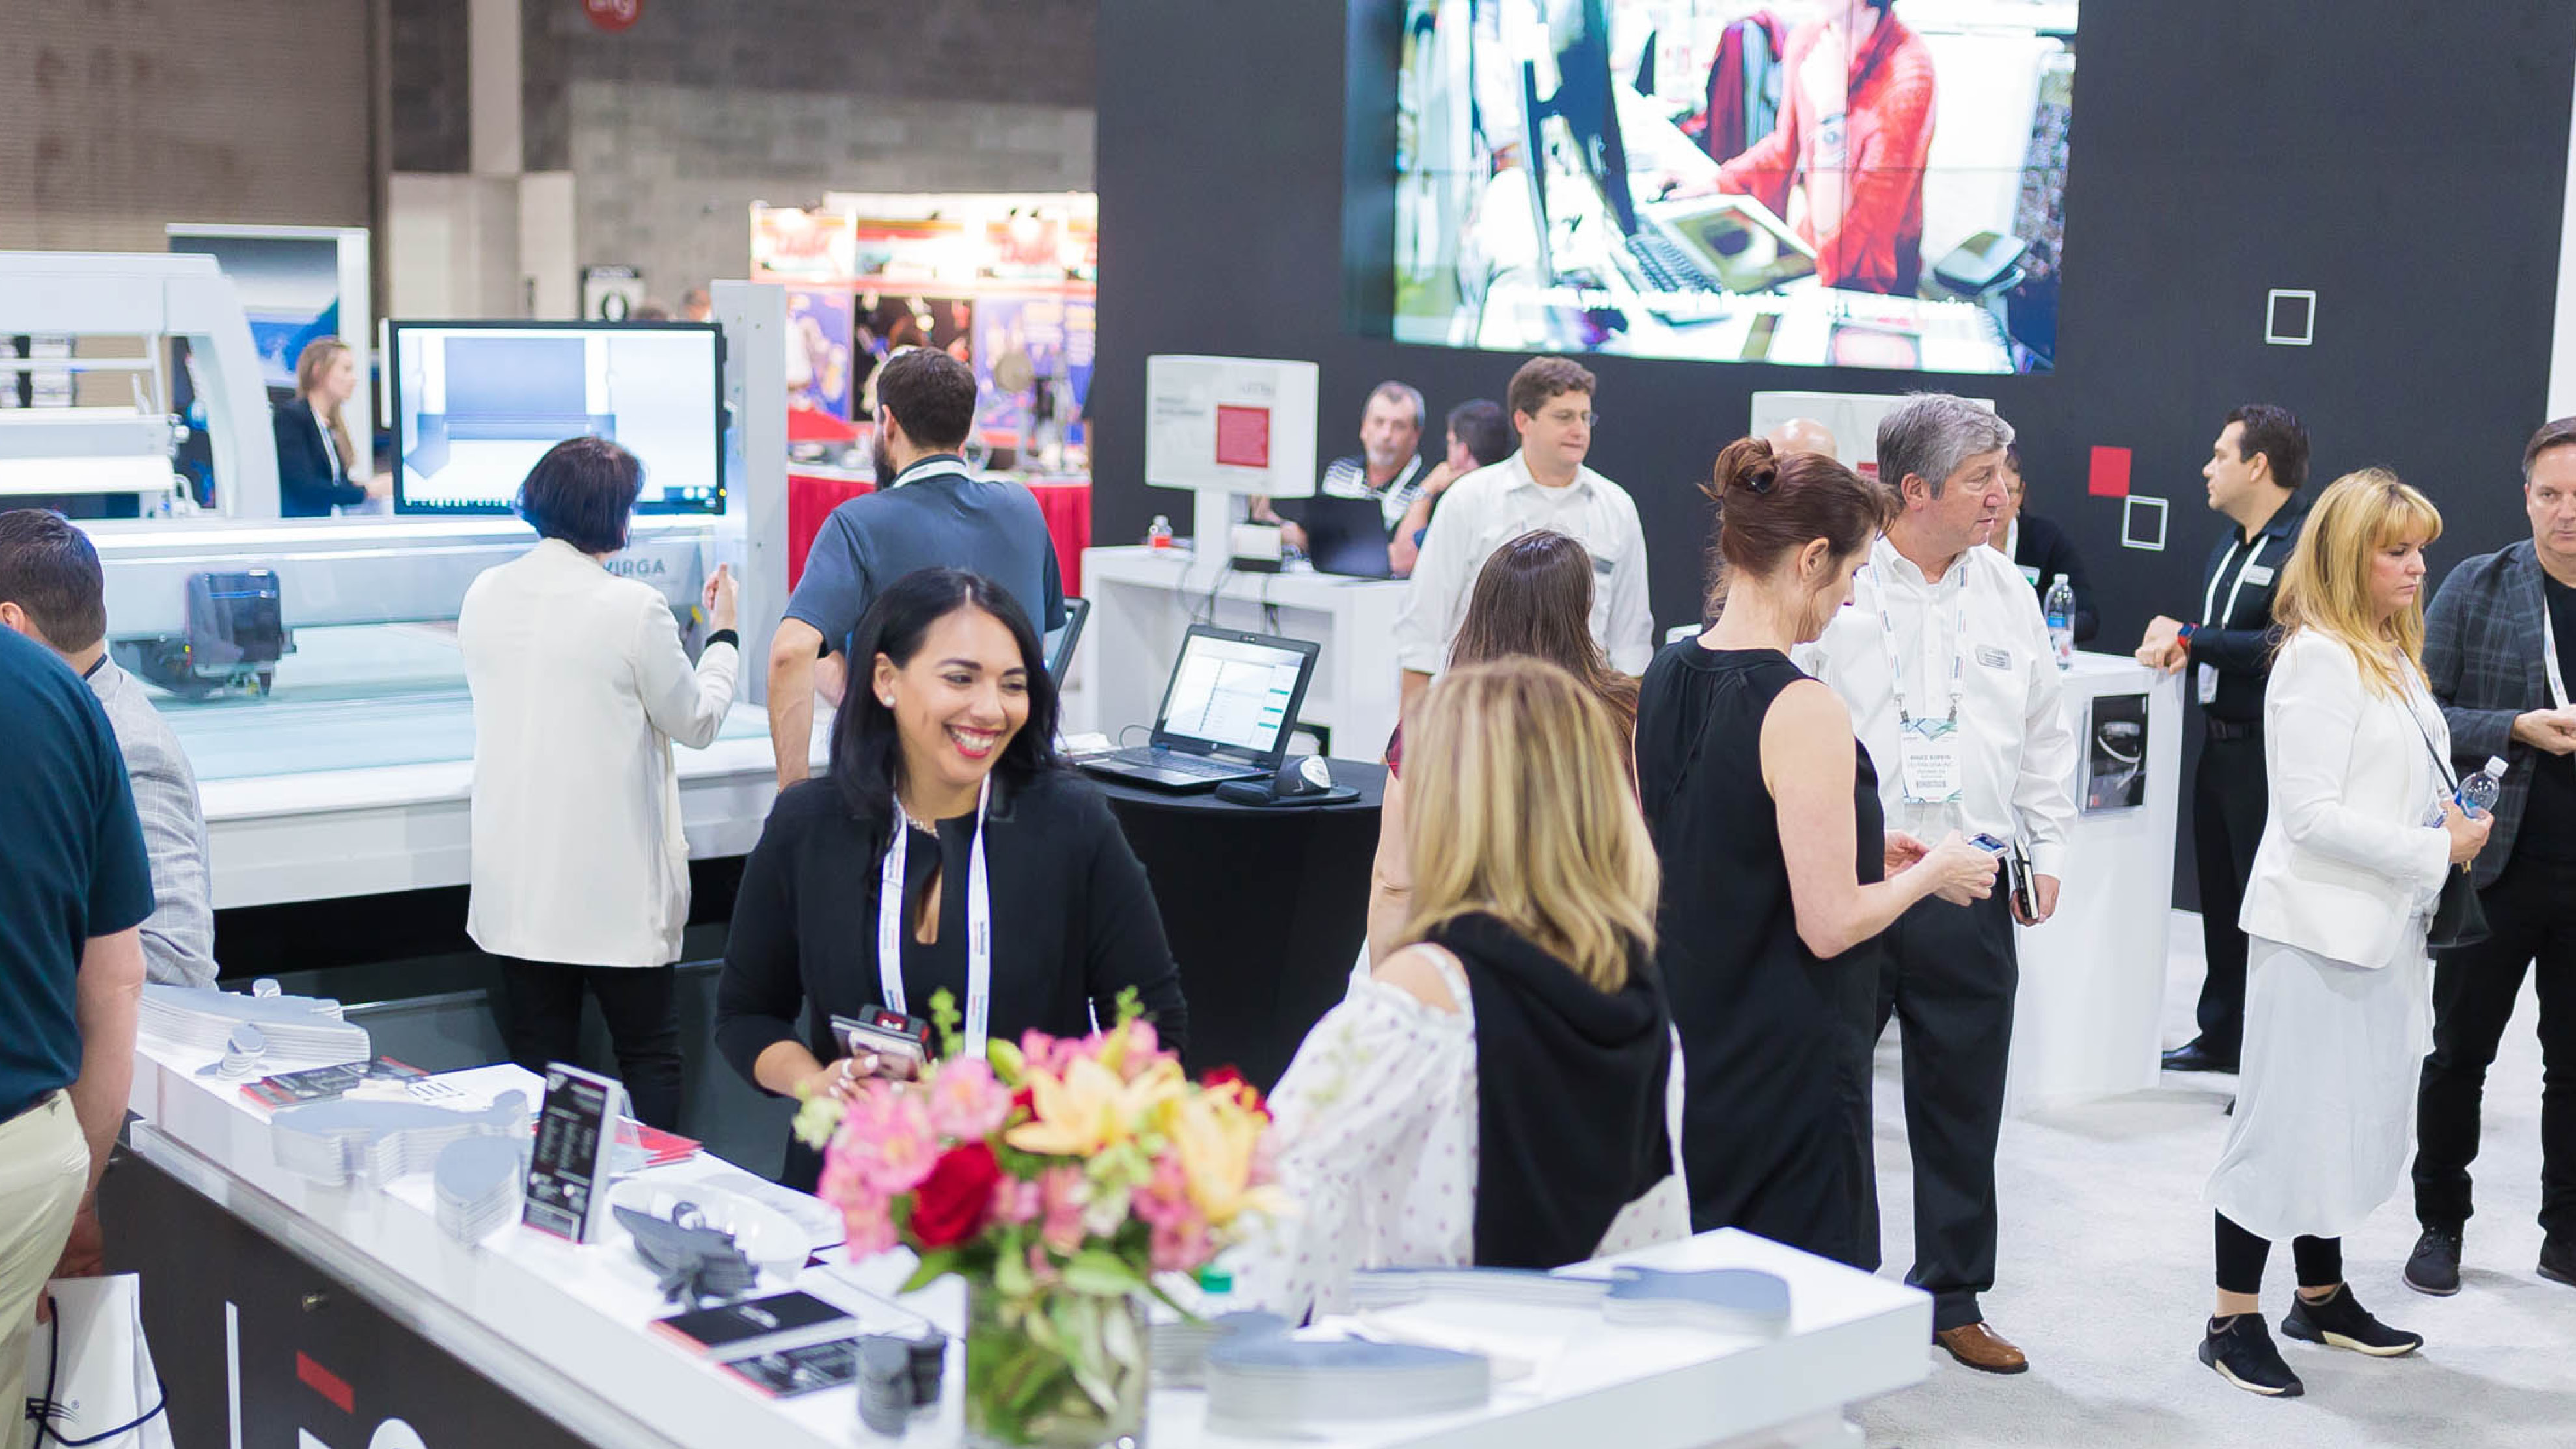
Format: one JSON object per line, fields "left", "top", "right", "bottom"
{"left": 1146, "top": 515, "right": 1174, "bottom": 551}
{"left": 2043, "top": 576, "right": 2076, "bottom": 668}
{"left": 2458, "top": 755, "right": 2508, "bottom": 819}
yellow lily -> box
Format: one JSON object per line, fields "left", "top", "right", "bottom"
{"left": 1006, "top": 1056, "right": 1188, "bottom": 1157}
{"left": 1166, "top": 1094, "right": 1287, "bottom": 1226}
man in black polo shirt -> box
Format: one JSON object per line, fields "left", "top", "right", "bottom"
{"left": 766, "top": 349, "right": 1067, "bottom": 787}
{"left": 2137, "top": 404, "right": 2312, "bottom": 1076}
{"left": 0, "top": 623, "right": 152, "bottom": 1411}
{"left": 2402, "top": 417, "right": 2576, "bottom": 1295}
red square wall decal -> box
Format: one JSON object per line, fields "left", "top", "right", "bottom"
{"left": 2087, "top": 446, "right": 2133, "bottom": 498}
{"left": 1214, "top": 405, "right": 1271, "bottom": 468}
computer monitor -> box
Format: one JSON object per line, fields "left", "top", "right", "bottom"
{"left": 1043, "top": 597, "right": 1089, "bottom": 679}
{"left": 388, "top": 321, "right": 725, "bottom": 517}
{"left": 1552, "top": 0, "right": 1638, "bottom": 237}
{"left": 1149, "top": 626, "right": 1319, "bottom": 765}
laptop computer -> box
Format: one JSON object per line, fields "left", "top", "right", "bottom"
{"left": 1300, "top": 494, "right": 1395, "bottom": 578}
{"left": 1078, "top": 626, "right": 1321, "bottom": 791}
{"left": 1043, "top": 597, "right": 1089, "bottom": 678}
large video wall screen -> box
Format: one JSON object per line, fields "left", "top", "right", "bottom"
{"left": 1384, "top": 1, "right": 2076, "bottom": 374}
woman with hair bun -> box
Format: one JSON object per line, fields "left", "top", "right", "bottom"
{"left": 1637, "top": 435, "right": 1997, "bottom": 1267}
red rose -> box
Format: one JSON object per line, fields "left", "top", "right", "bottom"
{"left": 909, "top": 1141, "right": 1001, "bottom": 1249}
{"left": 1203, "top": 1066, "right": 1270, "bottom": 1120}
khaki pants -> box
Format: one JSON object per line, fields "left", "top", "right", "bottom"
{"left": 0, "top": 1094, "right": 87, "bottom": 1449}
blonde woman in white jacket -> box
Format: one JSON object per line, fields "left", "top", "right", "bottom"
{"left": 2199, "top": 470, "right": 2492, "bottom": 1399}
{"left": 459, "top": 437, "right": 741, "bottom": 1130}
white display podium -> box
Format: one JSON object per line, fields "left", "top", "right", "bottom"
{"left": 1071, "top": 544, "right": 1410, "bottom": 763}
{"left": 2005, "top": 652, "right": 2187, "bottom": 1115}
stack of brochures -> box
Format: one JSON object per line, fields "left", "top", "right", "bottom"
{"left": 433, "top": 1135, "right": 527, "bottom": 1244}
{"left": 1205, "top": 1338, "right": 1491, "bottom": 1429}
{"left": 141, "top": 984, "right": 369, "bottom": 1063}
{"left": 270, "top": 1090, "right": 530, "bottom": 1187}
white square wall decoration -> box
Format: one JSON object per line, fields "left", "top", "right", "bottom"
{"left": 2266, "top": 288, "right": 2317, "bottom": 345}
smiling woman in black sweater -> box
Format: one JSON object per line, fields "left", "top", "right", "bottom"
{"left": 715, "top": 569, "right": 1187, "bottom": 1189}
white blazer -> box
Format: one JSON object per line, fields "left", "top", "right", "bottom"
{"left": 2238, "top": 630, "right": 2454, "bottom": 968}
{"left": 458, "top": 539, "right": 740, "bottom": 967}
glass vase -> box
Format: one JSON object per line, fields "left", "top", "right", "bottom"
{"left": 964, "top": 1281, "right": 1149, "bottom": 1449}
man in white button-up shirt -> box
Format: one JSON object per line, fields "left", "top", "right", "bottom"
{"left": 1800, "top": 393, "right": 2077, "bottom": 1375}
{"left": 1393, "top": 357, "right": 1653, "bottom": 716}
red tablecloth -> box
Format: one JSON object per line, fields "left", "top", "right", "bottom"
{"left": 786, "top": 471, "right": 1091, "bottom": 597}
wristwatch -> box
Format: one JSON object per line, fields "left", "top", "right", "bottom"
{"left": 2176, "top": 622, "right": 2198, "bottom": 651}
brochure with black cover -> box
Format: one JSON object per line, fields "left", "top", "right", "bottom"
{"left": 241, "top": 1057, "right": 429, "bottom": 1109}
{"left": 652, "top": 1291, "right": 852, "bottom": 1355}
{"left": 718, "top": 1336, "right": 866, "bottom": 1398}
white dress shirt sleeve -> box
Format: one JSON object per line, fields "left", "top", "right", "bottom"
{"left": 635, "top": 595, "right": 740, "bottom": 750}
{"left": 1394, "top": 483, "right": 1474, "bottom": 676}
{"left": 2011, "top": 586, "right": 2079, "bottom": 878}
{"left": 1602, "top": 495, "right": 1656, "bottom": 675}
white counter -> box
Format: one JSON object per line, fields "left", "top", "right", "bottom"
{"left": 2005, "top": 653, "right": 2187, "bottom": 1115}
{"left": 124, "top": 1038, "right": 1932, "bottom": 1449}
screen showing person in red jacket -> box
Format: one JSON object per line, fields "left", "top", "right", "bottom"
{"left": 1668, "top": 0, "right": 1936, "bottom": 295}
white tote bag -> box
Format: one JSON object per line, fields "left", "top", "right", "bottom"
{"left": 20, "top": 1275, "right": 172, "bottom": 1449}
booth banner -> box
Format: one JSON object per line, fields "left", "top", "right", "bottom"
{"left": 749, "top": 207, "right": 857, "bottom": 281}
{"left": 165, "top": 232, "right": 344, "bottom": 390}
{"left": 972, "top": 293, "right": 1096, "bottom": 445}
{"left": 785, "top": 288, "right": 855, "bottom": 422}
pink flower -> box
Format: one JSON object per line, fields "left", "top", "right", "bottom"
{"left": 831, "top": 1080, "right": 941, "bottom": 1195}
{"left": 1037, "top": 1165, "right": 1088, "bottom": 1254}
{"left": 1019, "top": 1029, "right": 1081, "bottom": 1078}
{"left": 817, "top": 1150, "right": 899, "bottom": 1258}
{"left": 925, "top": 1057, "right": 1014, "bottom": 1140}
{"left": 1134, "top": 1150, "right": 1211, "bottom": 1272}
{"left": 1149, "top": 1217, "right": 1213, "bottom": 1275}
{"left": 1026, "top": 1241, "right": 1061, "bottom": 1288}
{"left": 989, "top": 1175, "right": 1041, "bottom": 1228}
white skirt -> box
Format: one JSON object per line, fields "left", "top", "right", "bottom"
{"left": 2204, "top": 923, "right": 2431, "bottom": 1243}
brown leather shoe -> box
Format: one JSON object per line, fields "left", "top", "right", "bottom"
{"left": 1934, "top": 1321, "right": 2030, "bottom": 1374}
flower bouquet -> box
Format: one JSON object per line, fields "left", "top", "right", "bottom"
{"left": 794, "top": 990, "right": 1282, "bottom": 1448}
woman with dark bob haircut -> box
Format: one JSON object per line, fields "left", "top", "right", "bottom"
{"left": 717, "top": 567, "right": 1189, "bottom": 1188}
{"left": 458, "top": 435, "right": 741, "bottom": 1130}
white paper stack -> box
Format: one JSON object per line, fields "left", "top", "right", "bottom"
{"left": 434, "top": 1135, "right": 527, "bottom": 1245}
{"left": 1151, "top": 1310, "right": 1286, "bottom": 1388}
{"left": 271, "top": 1090, "right": 531, "bottom": 1187}
{"left": 1205, "top": 1338, "right": 1490, "bottom": 1429}
{"left": 1347, "top": 1266, "right": 1606, "bottom": 1312}
{"left": 141, "top": 984, "right": 370, "bottom": 1062}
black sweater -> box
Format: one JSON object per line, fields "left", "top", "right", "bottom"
{"left": 715, "top": 769, "right": 1190, "bottom": 1102}
{"left": 273, "top": 403, "right": 366, "bottom": 517}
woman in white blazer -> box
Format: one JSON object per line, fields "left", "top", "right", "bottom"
{"left": 458, "top": 437, "right": 741, "bottom": 1130}
{"left": 2200, "top": 470, "right": 2491, "bottom": 1399}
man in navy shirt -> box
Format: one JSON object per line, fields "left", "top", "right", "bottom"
{"left": 0, "top": 622, "right": 151, "bottom": 1413}
{"left": 766, "top": 349, "right": 1066, "bottom": 787}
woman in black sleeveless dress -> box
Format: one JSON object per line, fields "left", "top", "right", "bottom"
{"left": 1637, "top": 438, "right": 1997, "bottom": 1267}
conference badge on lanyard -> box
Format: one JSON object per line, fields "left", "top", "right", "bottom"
{"left": 876, "top": 776, "right": 994, "bottom": 1059}
{"left": 1878, "top": 562, "right": 1969, "bottom": 806}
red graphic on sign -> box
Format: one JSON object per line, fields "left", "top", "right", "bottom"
{"left": 1214, "top": 406, "right": 1271, "bottom": 469}
{"left": 297, "top": 1350, "right": 355, "bottom": 1414}
{"left": 584, "top": 0, "right": 642, "bottom": 33}
{"left": 2087, "top": 445, "right": 2133, "bottom": 499}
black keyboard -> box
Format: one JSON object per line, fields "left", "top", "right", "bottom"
{"left": 1099, "top": 747, "right": 1248, "bottom": 779}
{"left": 1624, "top": 232, "right": 1720, "bottom": 293}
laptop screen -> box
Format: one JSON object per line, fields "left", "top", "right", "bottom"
{"left": 1158, "top": 632, "right": 1309, "bottom": 755}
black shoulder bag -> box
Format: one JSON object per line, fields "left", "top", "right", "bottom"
{"left": 2404, "top": 692, "right": 2491, "bottom": 951}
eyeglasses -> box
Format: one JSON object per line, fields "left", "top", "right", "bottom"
{"left": 1539, "top": 409, "right": 1598, "bottom": 427}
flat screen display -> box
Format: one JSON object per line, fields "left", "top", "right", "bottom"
{"left": 1157, "top": 633, "right": 1310, "bottom": 753}
{"left": 1382, "top": 1, "right": 2076, "bottom": 374}
{"left": 389, "top": 321, "right": 725, "bottom": 515}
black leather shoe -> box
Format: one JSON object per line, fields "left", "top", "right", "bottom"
{"left": 2405, "top": 1226, "right": 2462, "bottom": 1297}
{"left": 2163, "top": 1037, "right": 2240, "bottom": 1074}
{"left": 2541, "top": 1236, "right": 2576, "bottom": 1288}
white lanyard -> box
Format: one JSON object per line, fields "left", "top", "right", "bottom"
{"left": 314, "top": 408, "right": 341, "bottom": 477}
{"left": 887, "top": 455, "right": 970, "bottom": 490}
{"left": 2548, "top": 604, "right": 2571, "bottom": 711}
{"left": 876, "top": 776, "right": 993, "bottom": 1058}
{"left": 2202, "top": 532, "right": 2266, "bottom": 627}
{"left": 1875, "top": 560, "right": 1971, "bottom": 727}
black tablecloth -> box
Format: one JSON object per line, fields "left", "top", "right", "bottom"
{"left": 1089, "top": 760, "right": 1386, "bottom": 1090}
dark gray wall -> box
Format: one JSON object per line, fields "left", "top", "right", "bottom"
{"left": 1094, "top": 0, "right": 2576, "bottom": 904}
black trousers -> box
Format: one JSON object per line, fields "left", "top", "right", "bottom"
{"left": 2414, "top": 852, "right": 2576, "bottom": 1239}
{"left": 494, "top": 957, "right": 685, "bottom": 1131}
{"left": 2213, "top": 1212, "right": 2342, "bottom": 1296}
{"left": 1875, "top": 889, "right": 2017, "bottom": 1332}
{"left": 2191, "top": 731, "right": 2269, "bottom": 1053}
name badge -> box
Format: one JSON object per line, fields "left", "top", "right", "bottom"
{"left": 1593, "top": 556, "right": 1615, "bottom": 576}
{"left": 2198, "top": 663, "right": 2219, "bottom": 705}
{"left": 2243, "top": 563, "right": 2277, "bottom": 587}
{"left": 2018, "top": 563, "right": 2042, "bottom": 586}
{"left": 1898, "top": 717, "right": 1966, "bottom": 805}
{"left": 1975, "top": 644, "right": 2012, "bottom": 671}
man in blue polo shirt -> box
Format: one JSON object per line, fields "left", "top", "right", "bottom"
{"left": 765, "top": 348, "right": 1066, "bottom": 787}
{"left": 0, "top": 622, "right": 151, "bottom": 1416}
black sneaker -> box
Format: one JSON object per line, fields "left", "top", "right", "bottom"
{"left": 2405, "top": 1226, "right": 2463, "bottom": 1296}
{"left": 2541, "top": 1236, "right": 2576, "bottom": 1288}
{"left": 2281, "top": 1285, "right": 2423, "bottom": 1357}
{"left": 2201, "top": 1314, "right": 2303, "bottom": 1397}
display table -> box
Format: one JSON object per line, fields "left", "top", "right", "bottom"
{"left": 106, "top": 1037, "right": 1931, "bottom": 1449}
{"left": 786, "top": 467, "right": 1093, "bottom": 595}
{"left": 2003, "top": 653, "right": 2187, "bottom": 1115}
{"left": 1086, "top": 759, "right": 1386, "bottom": 1089}
{"left": 1073, "top": 545, "right": 1410, "bottom": 763}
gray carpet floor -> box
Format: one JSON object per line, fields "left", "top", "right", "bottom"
{"left": 1855, "top": 911, "right": 2574, "bottom": 1448}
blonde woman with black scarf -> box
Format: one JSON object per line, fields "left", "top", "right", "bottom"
{"left": 2200, "top": 469, "right": 2493, "bottom": 1398}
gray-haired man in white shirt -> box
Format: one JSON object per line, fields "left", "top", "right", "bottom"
{"left": 1393, "top": 356, "right": 1653, "bottom": 716}
{"left": 1799, "top": 394, "right": 2077, "bottom": 1376}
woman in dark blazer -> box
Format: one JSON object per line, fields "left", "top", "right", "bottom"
{"left": 275, "top": 338, "right": 385, "bottom": 517}
{"left": 716, "top": 568, "right": 1188, "bottom": 1188}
